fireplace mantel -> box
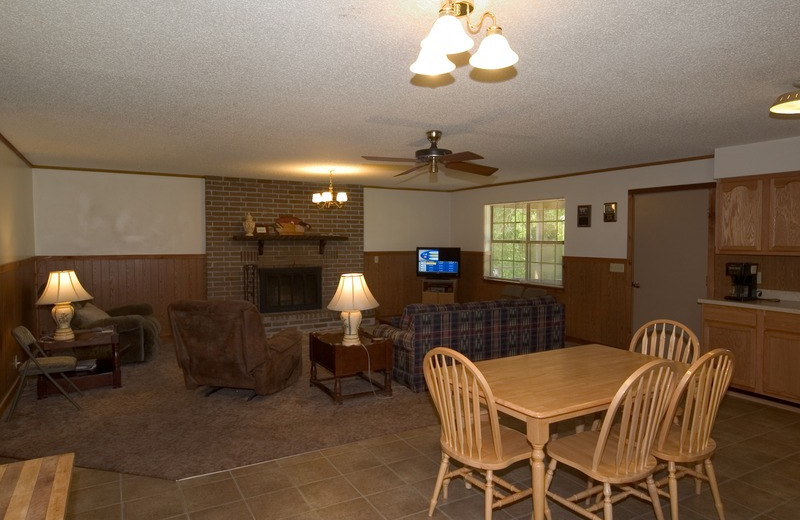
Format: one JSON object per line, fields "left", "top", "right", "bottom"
{"left": 232, "top": 233, "right": 348, "bottom": 254}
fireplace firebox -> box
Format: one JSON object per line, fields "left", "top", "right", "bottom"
{"left": 258, "top": 267, "right": 322, "bottom": 313}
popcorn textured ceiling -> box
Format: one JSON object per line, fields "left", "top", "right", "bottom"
{"left": 1, "top": 0, "right": 799, "bottom": 190}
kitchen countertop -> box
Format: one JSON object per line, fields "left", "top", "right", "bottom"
{"left": 698, "top": 294, "right": 800, "bottom": 315}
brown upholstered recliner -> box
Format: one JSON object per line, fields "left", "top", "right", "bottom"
{"left": 168, "top": 300, "right": 302, "bottom": 396}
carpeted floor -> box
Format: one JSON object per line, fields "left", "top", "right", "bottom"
{"left": 0, "top": 338, "right": 438, "bottom": 481}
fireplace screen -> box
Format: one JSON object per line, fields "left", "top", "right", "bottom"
{"left": 258, "top": 267, "right": 322, "bottom": 313}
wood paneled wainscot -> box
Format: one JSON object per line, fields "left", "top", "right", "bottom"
{"left": 716, "top": 171, "right": 800, "bottom": 254}
{"left": 701, "top": 300, "right": 800, "bottom": 403}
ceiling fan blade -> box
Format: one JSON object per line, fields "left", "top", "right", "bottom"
{"left": 444, "top": 162, "right": 499, "bottom": 176}
{"left": 440, "top": 151, "right": 483, "bottom": 163}
{"left": 362, "top": 155, "right": 416, "bottom": 162}
{"left": 394, "top": 163, "right": 429, "bottom": 177}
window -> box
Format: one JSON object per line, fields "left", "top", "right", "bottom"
{"left": 484, "top": 199, "right": 565, "bottom": 286}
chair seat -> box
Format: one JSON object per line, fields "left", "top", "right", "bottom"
{"left": 442, "top": 422, "right": 531, "bottom": 471}
{"left": 651, "top": 423, "right": 717, "bottom": 463}
{"left": 547, "top": 429, "right": 659, "bottom": 485}
{"left": 20, "top": 356, "right": 77, "bottom": 374}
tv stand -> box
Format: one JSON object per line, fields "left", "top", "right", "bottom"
{"left": 422, "top": 279, "right": 457, "bottom": 304}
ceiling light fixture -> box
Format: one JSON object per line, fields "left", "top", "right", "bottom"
{"left": 312, "top": 170, "right": 347, "bottom": 209}
{"left": 769, "top": 81, "right": 800, "bottom": 116}
{"left": 410, "top": 0, "right": 519, "bottom": 76}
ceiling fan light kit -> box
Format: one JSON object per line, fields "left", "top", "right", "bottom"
{"left": 410, "top": 0, "right": 518, "bottom": 76}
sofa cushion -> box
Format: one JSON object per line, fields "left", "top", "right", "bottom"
{"left": 74, "top": 302, "right": 110, "bottom": 328}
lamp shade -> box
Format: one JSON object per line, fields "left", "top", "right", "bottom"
{"left": 36, "top": 270, "right": 93, "bottom": 305}
{"left": 469, "top": 26, "right": 519, "bottom": 70}
{"left": 410, "top": 45, "right": 456, "bottom": 76}
{"left": 327, "top": 273, "right": 379, "bottom": 312}
{"left": 336, "top": 192, "right": 348, "bottom": 203}
{"left": 422, "top": 12, "right": 474, "bottom": 55}
{"left": 769, "top": 89, "right": 800, "bottom": 115}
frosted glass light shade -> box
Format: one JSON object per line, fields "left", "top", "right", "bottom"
{"left": 336, "top": 192, "right": 348, "bottom": 202}
{"left": 321, "top": 191, "right": 333, "bottom": 202}
{"left": 469, "top": 27, "right": 519, "bottom": 70}
{"left": 410, "top": 45, "right": 456, "bottom": 75}
{"left": 770, "top": 89, "right": 800, "bottom": 115}
{"left": 422, "top": 13, "right": 474, "bottom": 55}
{"left": 312, "top": 193, "right": 322, "bottom": 203}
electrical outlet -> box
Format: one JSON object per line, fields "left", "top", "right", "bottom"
{"left": 374, "top": 256, "right": 379, "bottom": 263}
{"left": 757, "top": 271, "right": 762, "bottom": 284}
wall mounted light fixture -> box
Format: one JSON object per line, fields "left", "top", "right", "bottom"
{"left": 312, "top": 170, "right": 347, "bottom": 209}
{"left": 410, "top": 0, "right": 519, "bottom": 76}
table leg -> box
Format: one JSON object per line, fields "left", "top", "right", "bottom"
{"left": 528, "top": 420, "right": 550, "bottom": 520}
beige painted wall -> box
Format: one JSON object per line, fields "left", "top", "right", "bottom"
{"left": 715, "top": 135, "right": 800, "bottom": 178}
{"left": 449, "top": 159, "right": 716, "bottom": 257}
{"left": 364, "top": 188, "right": 451, "bottom": 251}
{"left": 0, "top": 142, "right": 34, "bottom": 264}
{"left": 33, "top": 169, "right": 205, "bottom": 255}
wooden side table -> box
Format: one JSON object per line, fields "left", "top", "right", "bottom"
{"left": 38, "top": 328, "right": 121, "bottom": 398}
{"left": 309, "top": 330, "right": 393, "bottom": 404}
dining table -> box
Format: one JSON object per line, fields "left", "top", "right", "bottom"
{"left": 474, "top": 343, "right": 661, "bottom": 520}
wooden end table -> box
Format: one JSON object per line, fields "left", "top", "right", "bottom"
{"left": 309, "top": 330, "right": 393, "bottom": 404}
{"left": 38, "top": 328, "right": 121, "bottom": 398}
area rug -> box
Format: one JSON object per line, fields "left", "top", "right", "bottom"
{"left": 0, "top": 339, "right": 438, "bottom": 481}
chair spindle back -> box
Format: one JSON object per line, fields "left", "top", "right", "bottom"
{"left": 630, "top": 319, "right": 699, "bottom": 364}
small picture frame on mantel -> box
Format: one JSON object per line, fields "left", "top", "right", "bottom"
{"left": 603, "top": 202, "right": 618, "bottom": 222}
{"left": 577, "top": 205, "right": 591, "bottom": 227}
{"left": 255, "top": 225, "right": 268, "bottom": 235}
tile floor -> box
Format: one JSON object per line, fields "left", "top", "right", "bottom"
{"left": 39, "top": 393, "right": 800, "bottom": 519}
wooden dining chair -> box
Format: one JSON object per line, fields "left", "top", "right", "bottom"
{"left": 423, "top": 347, "right": 532, "bottom": 520}
{"left": 544, "top": 359, "right": 678, "bottom": 520}
{"left": 630, "top": 319, "right": 699, "bottom": 364}
{"left": 651, "top": 348, "right": 734, "bottom": 520}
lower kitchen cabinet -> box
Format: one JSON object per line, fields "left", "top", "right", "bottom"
{"left": 701, "top": 302, "right": 800, "bottom": 404}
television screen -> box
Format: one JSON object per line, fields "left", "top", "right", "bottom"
{"left": 416, "top": 247, "right": 461, "bottom": 278}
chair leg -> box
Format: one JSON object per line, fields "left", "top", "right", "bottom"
{"left": 602, "top": 482, "right": 613, "bottom": 520}
{"left": 704, "top": 459, "right": 726, "bottom": 520}
{"left": 40, "top": 370, "right": 81, "bottom": 410}
{"left": 646, "top": 474, "right": 665, "bottom": 520}
{"left": 58, "top": 373, "right": 83, "bottom": 396}
{"left": 694, "top": 463, "right": 703, "bottom": 494}
{"left": 428, "top": 454, "right": 449, "bottom": 517}
{"left": 4, "top": 374, "right": 28, "bottom": 422}
{"left": 484, "top": 469, "right": 493, "bottom": 520}
{"left": 667, "top": 461, "right": 679, "bottom": 520}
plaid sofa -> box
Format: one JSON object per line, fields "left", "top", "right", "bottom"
{"left": 373, "top": 295, "right": 565, "bottom": 392}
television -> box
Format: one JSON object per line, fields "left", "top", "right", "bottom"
{"left": 416, "top": 247, "right": 461, "bottom": 278}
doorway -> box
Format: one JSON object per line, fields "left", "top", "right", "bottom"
{"left": 629, "top": 186, "right": 713, "bottom": 338}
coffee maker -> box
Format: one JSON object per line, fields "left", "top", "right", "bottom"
{"left": 725, "top": 262, "right": 759, "bottom": 301}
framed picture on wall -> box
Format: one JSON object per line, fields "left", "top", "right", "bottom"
{"left": 603, "top": 202, "right": 617, "bottom": 222}
{"left": 577, "top": 205, "right": 591, "bottom": 227}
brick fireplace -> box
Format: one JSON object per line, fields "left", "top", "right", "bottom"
{"left": 205, "top": 176, "right": 366, "bottom": 333}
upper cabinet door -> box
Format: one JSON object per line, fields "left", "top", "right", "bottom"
{"left": 717, "top": 178, "right": 763, "bottom": 252}
{"left": 768, "top": 174, "right": 800, "bottom": 253}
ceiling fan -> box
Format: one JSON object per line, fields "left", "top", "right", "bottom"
{"left": 362, "top": 130, "right": 498, "bottom": 178}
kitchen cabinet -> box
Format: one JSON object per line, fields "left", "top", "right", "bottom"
{"left": 716, "top": 172, "right": 800, "bottom": 255}
{"left": 702, "top": 304, "right": 758, "bottom": 391}
{"left": 763, "top": 311, "right": 800, "bottom": 402}
{"left": 701, "top": 301, "right": 800, "bottom": 404}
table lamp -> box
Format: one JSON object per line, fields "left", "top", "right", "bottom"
{"left": 36, "top": 270, "right": 93, "bottom": 341}
{"left": 327, "top": 273, "right": 379, "bottom": 346}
